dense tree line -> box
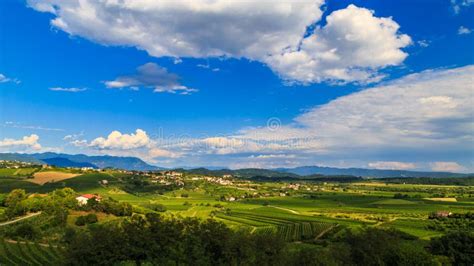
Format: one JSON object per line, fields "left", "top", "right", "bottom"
{"left": 62, "top": 214, "right": 474, "bottom": 266}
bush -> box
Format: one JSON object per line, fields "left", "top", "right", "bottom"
{"left": 75, "top": 214, "right": 98, "bottom": 226}
{"left": 145, "top": 203, "right": 167, "bottom": 212}
{"left": 393, "top": 193, "right": 409, "bottom": 199}
{"left": 11, "top": 223, "right": 39, "bottom": 240}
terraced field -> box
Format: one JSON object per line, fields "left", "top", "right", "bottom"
{"left": 0, "top": 240, "right": 63, "bottom": 265}
{"left": 216, "top": 207, "right": 336, "bottom": 241}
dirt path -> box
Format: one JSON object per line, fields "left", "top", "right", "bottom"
{"left": 0, "top": 212, "right": 42, "bottom": 227}
{"left": 315, "top": 224, "right": 338, "bottom": 240}
{"left": 3, "top": 239, "right": 57, "bottom": 248}
{"left": 268, "top": 206, "right": 300, "bottom": 214}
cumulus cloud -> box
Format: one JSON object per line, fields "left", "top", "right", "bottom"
{"left": 256, "top": 65, "right": 474, "bottom": 152}
{"left": 430, "top": 162, "right": 465, "bottom": 172}
{"left": 0, "top": 134, "right": 42, "bottom": 151}
{"left": 49, "top": 87, "right": 87, "bottom": 92}
{"left": 27, "top": 1, "right": 410, "bottom": 84}
{"left": 265, "top": 5, "right": 411, "bottom": 84}
{"left": 368, "top": 161, "right": 416, "bottom": 170}
{"left": 105, "top": 63, "right": 197, "bottom": 94}
{"left": 89, "top": 129, "right": 150, "bottom": 150}
{"left": 68, "top": 129, "right": 180, "bottom": 162}
{"left": 458, "top": 26, "right": 472, "bottom": 35}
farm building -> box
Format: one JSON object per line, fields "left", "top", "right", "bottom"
{"left": 433, "top": 211, "right": 452, "bottom": 218}
{"left": 76, "top": 194, "right": 102, "bottom": 205}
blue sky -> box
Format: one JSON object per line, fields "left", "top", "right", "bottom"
{"left": 0, "top": 0, "right": 473, "bottom": 171}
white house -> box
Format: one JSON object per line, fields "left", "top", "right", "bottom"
{"left": 76, "top": 194, "right": 101, "bottom": 206}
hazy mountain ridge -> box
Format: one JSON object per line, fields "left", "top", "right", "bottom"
{"left": 0, "top": 153, "right": 470, "bottom": 177}
{"left": 0, "top": 153, "right": 162, "bottom": 171}
{"left": 275, "top": 166, "right": 469, "bottom": 178}
{"left": 41, "top": 157, "right": 98, "bottom": 168}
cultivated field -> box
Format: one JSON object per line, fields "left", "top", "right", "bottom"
{"left": 28, "top": 171, "right": 80, "bottom": 185}
{"left": 0, "top": 240, "right": 63, "bottom": 265}
{"left": 0, "top": 167, "right": 473, "bottom": 246}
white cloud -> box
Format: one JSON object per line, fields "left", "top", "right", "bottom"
{"left": 265, "top": 5, "right": 411, "bottom": 84}
{"left": 0, "top": 134, "right": 42, "bottom": 151}
{"left": 172, "top": 65, "right": 474, "bottom": 169}
{"left": 458, "top": 26, "right": 472, "bottom": 35}
{"left": 105, "top": 63, "right": 197, "bottom": 94}
{"left": 3, "top": 121, "right": 64, "bottom": 131}
{"left": 27, "top": 0, "right": 322, "bottom": 59}
{"left": 89, "top": 129, "right": 150, "bottom": 150}
{"left": 0, "top": 73, "right": 20, "bottom": 84}
{"left": 63, "top": 132, "right": 83, "bottom": 141}
{"left": 417, "top": 40, "right": 430, "bottom": 48}
{"left": 258, "top": 65, "right": 474, "bottom": 152}
{"left": 368, "top": 161, "right": 416, "bottom": 170}
{"left": 27, "top": 1, "right": 410, "bottom": 84}
{"left": 148, "top": 148, "right": 181, "bottom": 159}
{"left": 63, "top": 66, "right": 474, "bottom": 170}
{"left": 430, "top": 162, "right": 465, "bottom": 172}
{"left": 197, "top": 64, "right": 220, "bottom": 72}
{"left": 0, "top": 74, "right": 10, "bottom": 83}
{"left": 69, "top": 129, "right": 181, "bottom": 162}
{"left": 451, "top": 0, "right": 474, "bottom": 14}
{"left": 49, "top": 87, "right": 87, "bottom": 92}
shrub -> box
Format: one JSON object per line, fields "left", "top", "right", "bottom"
{"left": 12, "top": 223, "right": 39, "bottom": 240}
{"left": 75, "top": 214, "right": 98, "bottom": 226}
{"left": 145, "top": 203, "right": 166, "bottom": 212}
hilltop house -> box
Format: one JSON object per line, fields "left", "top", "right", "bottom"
{"left": 76, "top": 194, "right": 101, "bottom": 206}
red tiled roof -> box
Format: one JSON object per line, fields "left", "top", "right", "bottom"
{"left": 80, "top": 194, "right": 99, "bottom": 199}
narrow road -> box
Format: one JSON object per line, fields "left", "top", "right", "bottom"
{"left": 268, "top": 206, "right": 300, "bottom": 214}
{"left": 315, "top": 224, "right": 338, "bottom": 240}
{"left": 4, "top": 239, "right": 56, "bottom": 248}
{"left": 0, "top": 212, "right": 42, "bottom": 227}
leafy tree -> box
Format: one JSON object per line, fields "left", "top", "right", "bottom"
{"left": 4, "top": 189, "right": 28, "bottom": 218}
{"left": 429, "top": 231, "right": 474, "bottom": 265}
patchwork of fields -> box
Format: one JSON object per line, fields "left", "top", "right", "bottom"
{"left": 0, "top": 169, "right": 473, "bottom": 244}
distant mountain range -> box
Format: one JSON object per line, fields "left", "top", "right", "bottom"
{"left": 275, "top": 166, "right": 469, "bottom": 178}
{"left": 0, "top": 152, "right": 163, "bottom": 171}
{"left": 0, "top": 152, "right": 470, "bottom": 178}
{"left": 183, "top": 166, "right": 469, "bottom": 179}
